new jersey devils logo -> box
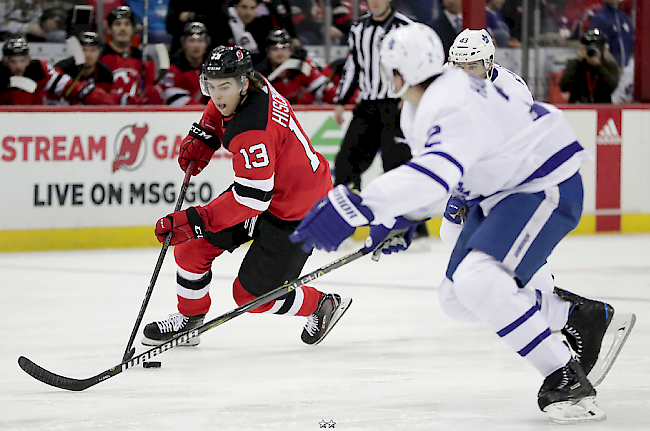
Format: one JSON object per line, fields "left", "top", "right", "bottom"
{"left": 113, "top": 123, "right": 149, "bottom": 172}
{"left": 112, "top": 68, "right": 140, "bottom": 95}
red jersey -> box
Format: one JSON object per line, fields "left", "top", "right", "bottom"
{"left": 158, "top": 51, "right": 207, "bottom": 106}
{"left": 257, "top": 57, "right": 337, "bottom": 105}
{"left": 100, "top": 44, "right": 157, "bottom": 97}
{"left": 195, "top": 73, "right": 332, "bottom": 233}
{"left": 0, "top": 59, "right": 115, "bottom": 105}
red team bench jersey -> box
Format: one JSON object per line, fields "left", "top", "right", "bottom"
{"left": 0, "top": 59, "right": 115, "bottom": 105}
{"left": 100, "top": 45, "right": 157, "bottom": 97}
{"left": 194, "top": 73, "right": 332, "bottom": 233}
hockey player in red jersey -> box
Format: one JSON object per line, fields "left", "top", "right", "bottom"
{"left": 100, "top": 6, "right": 162, "bottom": 104}
{"left": 255, "top": 29, "right": 337, "bottom": 105}
{"left": 0, "top": 38, "right": 116, "bottom": 105}
{"left": 157, "top": 22, "right": 210, "bottom": 106}
{"left": 142, "top": 46, "right": 351, "bottom": 347}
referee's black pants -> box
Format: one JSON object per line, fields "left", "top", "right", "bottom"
{"left": 334, "top": 99, "right": 412, "bottom": 191}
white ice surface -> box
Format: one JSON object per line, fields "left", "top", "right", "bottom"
{"left": 1, "top": 234, "right": 649, "bottom": 431}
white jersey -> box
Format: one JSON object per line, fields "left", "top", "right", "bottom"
{"left": 491, "top": 63, "right": 533, "bottom": 104}
{"left": 359, "top": 67, "right": 591, "bottom": 225}
{"left": 447, "top": 63, "right": 533, "bottom": 201}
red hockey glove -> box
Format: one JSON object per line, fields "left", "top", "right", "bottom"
{"left": 178, "top": 122, "right": 222, "bottom": 175}
{"left": 132, "top": 85, "right": 165, "bottom": 105}
{"left": 78, "top": 83, "right": 117, "bottom": 105}
{"left": 155, "top": 207, "right": 206, "bottom": 246}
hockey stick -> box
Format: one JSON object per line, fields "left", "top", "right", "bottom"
{"left": 18, "top": 245, "right": 372, "bottom": 391}
{"left": 121, "top": 160, "right": 195, "bottom": 362}
{"left": 155, "top": 43, "right": 170, "bottom": 71}
{"left": 267, "top": 58, "right": 312, "bottom": 81}
{"left": 63, "top": 36, "right": 85, "bottom": 98}
{"left": 140, "top": 0, "right": 149, "bottom": 92}
{"left": 9, "top": 76, "right": 37, "bottom": 93}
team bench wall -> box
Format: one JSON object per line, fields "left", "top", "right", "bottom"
{"left": 0, "top": 105, "right": 648, "bottom": 252}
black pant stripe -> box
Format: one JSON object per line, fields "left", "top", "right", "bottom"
{"left": 177, "top": 270, "right": 212, "bottom": 291}
{"left": 274, "top": 290, "right": 297, "bottom": 315}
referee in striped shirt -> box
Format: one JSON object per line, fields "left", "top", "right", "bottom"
{"left": 333, "top": 0, "right": 428, "bottom": 238}
{"left": 333, "top": 0, "right": 413, "bottom": 190}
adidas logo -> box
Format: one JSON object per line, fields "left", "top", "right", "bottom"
{"left": 596, "top": 118, "right": 621, "bottom": 145}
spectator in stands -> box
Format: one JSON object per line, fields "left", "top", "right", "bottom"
{"left": 611, "top": 54, "right": 633, "bottom": 104}
{"left": 290, "top": 0, "right": 357, "bottom": 45}
{"left": 0, "top": 0, "right": 66, "bottom": 42}
{"left": 255, "top": 28, "right": 336, "bottom": 104}
{"left": 228, "top": 0, "right": 277, "bottom": 66}
{"left": 559, "top": 29, "right": 620, "bottom": 103}
{"left": 101, "top": 5, "right": 162, "bottom": 104}
{"left": 258, "top": 0, "right": 298, "bottom": 44}
{"left": 52, "top": 31, "right": 113, "bottom": 104}
{"left": 86, "top": 0, "right": 125, "bottom": 25}
{"left": 0, "top": 37, "right": 116, "bottom": 104}
{"left": 125, "top": 0, "right": 173, "bottom": 45}
{"left": 589, "top": 0, "right": 634, "bottom": 68}
{"left": 485, "top": 0, "right": 517, "bottom": 48}
{"left": 562, "top": 0, "right": 602, "bottom": 40}
{"left": 158, "top": 21, "right": 209, "bottom": 105}
{"left": 392, "top": 0, "right": 434, "bottom": 25}
{"left": 431, "top": 0, "right": 462, "bottom": 63}
{"left": 166, "top": 0, "right": 232, "bottom": 54}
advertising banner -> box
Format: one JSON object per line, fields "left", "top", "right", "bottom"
{"left": 1, "top": 105, "right": 649, "bottom": 251}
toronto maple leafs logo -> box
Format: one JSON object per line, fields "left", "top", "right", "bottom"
{"left": 482, "top": 34, "right": 489, "bottom": 44}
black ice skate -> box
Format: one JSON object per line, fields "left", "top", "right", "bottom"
{"left": 141, "top": 312, "right": 205, "bottom": 346}
{"left": 538, "top": 360, "right": 605, "bottom": 423}
{"left": 405, "top": 222, "right": 431, "bottom": 253}
{"left": 554, "top": 287, "right": 635, "bottom": 386}
{"left": 301, "top": 293, "right": 352, "bottom": 345}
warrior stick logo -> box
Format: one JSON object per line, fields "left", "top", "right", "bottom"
{"left": 113, "top": 123, "right": 149, "bottom": 172}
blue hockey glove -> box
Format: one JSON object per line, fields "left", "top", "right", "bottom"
{"left": 443, "top": 195, "right": 468, "bottom": 226}
{"left": 290, "top": 185, "right": 374, "bottom": 253}
{"left": 365, "top": 217, "right": 428, "bottom": 261}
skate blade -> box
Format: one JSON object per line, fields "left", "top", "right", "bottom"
{"left": 141, "top": 335, "right": 200, "bottom": 347}
{"left": 589, "top": 312, "right": 636, "bottom": 387}
{"left": 311, "top": 297, "right": 353, "bottom": 346}
{"left": 544, "top": 396, "right": 606, "bottom": 423}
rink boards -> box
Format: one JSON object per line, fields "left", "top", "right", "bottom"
{"left": 0, "top": 104, "right": 649, "bottom": 251}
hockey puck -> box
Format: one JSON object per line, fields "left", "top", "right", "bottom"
{"left": 143, "top": 361, "right": 162, "bottom": 368}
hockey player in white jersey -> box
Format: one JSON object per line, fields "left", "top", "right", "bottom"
{"left": 448, "top": 29, "right": 532, "bottom": 103}
{"left": 441, "top": 28, "right": 532, "bottom": 248}
{"left": 441, "top": 28, "right": 634, "bottom": 394}
{"left": 290, "top": 23, "right": 635, "bottom": 423}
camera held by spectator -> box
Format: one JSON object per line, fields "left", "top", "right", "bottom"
{"left": 559, "top": 29, "right": 621, "bottom": 103}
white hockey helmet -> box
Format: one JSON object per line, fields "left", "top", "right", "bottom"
{"left": 380, "top": 23, "right": 445, "bottom": 98}
{"left": 448, "top": 29, "right": 496, "bottom": 79}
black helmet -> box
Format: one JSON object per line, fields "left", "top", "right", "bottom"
{"left": 3, "top": 38, "right": 29, "bottom": 57}
{"left": 184, "top": 22, "right": 209, "bottom": 39}
{"left": 202, "top": 46, "right": 253, "bottom": 79}
{"left": 581, "top": 29, "right": 606, "bottom": 48}
{"left": 107, "top": 6, "right": 135, "bottom": 27}
{"left": 79, "top": 31, "right": 101, "bottom": 47}
{"left": 267, "top": 29, "right": 291, "bottom": 48}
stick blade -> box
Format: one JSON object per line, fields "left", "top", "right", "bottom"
{"left": 66, "top": 36, "right": 85, "bottom": 66}
{"left": 9, "top": 76, "right": 37, "bottom": 93}
{"left": 18, "top": 355, "right": 113, "bottom": 391}
{"left": 155, "top": 43, "right": 170, "bottom": 70}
